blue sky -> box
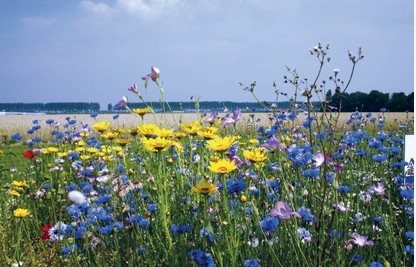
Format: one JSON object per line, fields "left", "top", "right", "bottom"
{"left": 0, "top": 0, "right": 413, "bottom": 109}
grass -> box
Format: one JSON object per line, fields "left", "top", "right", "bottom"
{"left": 0, "top": 108, "right": 414, "bottom": 266}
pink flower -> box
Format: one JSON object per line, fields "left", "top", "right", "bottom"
{"left": 221, "top": 109, "right": 241, "bottom": 127}
{"left": 114, "top": 95, "right": 128, "bottom": 109}
{"left": 332, "top": 201, "right": 352, "bottom": 212}
{"left": 312, "top": 152, "right": 330, "bottom": 168}
{"left": 142, "top": 66, "right": 160, "bottom": 82}
{"left": 350, "top": 233, "right": 374, "bottom": 247}
{"left": 270, "top": 201, "right": 301, "bottom": 220}
{"left": 203, "top": 111, "right": 218, "bottom": 124}
{"left": 370, "top": 182, "right": 386, "bottom": 196}
{"left": 128, "top": 84, "right": 139, "bottom": 94}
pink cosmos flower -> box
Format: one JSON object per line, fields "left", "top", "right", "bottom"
{"left": 270, "top": 201, "right": 301, "bottom": 220}
{"left": 142, "top": 66, "right": 160, "bottom": 82}
{"left": 114, "top": 95, "right": 128, "bottom": 109}
{"left": 350, "top": 233, "right": 374, "bottom": 247}
{"left": 370, "top": 182, "right": 386, "bottom": 196}
{"left": 221, "top": 109, "right": 241, "bottom": 127}
{"left": 203, "top": 111, "right": 218, "bottom": 124}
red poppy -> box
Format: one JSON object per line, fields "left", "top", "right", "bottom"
{"left": 41, "top": 224, "right": 51, "bottom": 240}
{"left": 22, "top": 150, "right": 35, "bottom": 159}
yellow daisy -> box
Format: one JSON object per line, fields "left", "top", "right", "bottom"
{"left": 92, "top": 121, "right": 111, "bottom": 133}
{"left": 12, "top": 181, "right": 28, "bottom": 187}
{"left": 133, "top": 107, "right": 152, "bottom": 116}
{"left": 243, "top": 148, "right": 268, "bottom": 162}
{"left": 137, "top": 124, "right": 160, "bottom": 138}
{"left": 141, "top": 137, "right": 175, "bottom": 152}
{"left": 13, "top": 208, "right": 30, "bottom": 218}
{"left": 181, "top": 121, "right": 201, "bottom": 136}
{"left": 101, "top": 131, "right": 119, "bottom": 140}
{"left": 205, "top": 136, "right": 237, "bottom": 153}
{"left": 192, "top": 181, "right": 218, "bottom": 194}
{"left": 208, "top": 158, "right": 237, "bottom": 174}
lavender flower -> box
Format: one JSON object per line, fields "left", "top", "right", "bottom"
{"left": 270, "top": 201, "right": 301, "bottom": 219}
{"left": 350, "top": 233, "right": 374, "bottom": 247}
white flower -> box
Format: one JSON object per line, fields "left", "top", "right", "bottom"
{"left": 333, "top": 68, "right": 340, "bottom": 74}
{"left": 96, "top": 175, "right": 111, "bottom": 184}
{"left": 68, "top": 190, "right": 87, "bottom": 204}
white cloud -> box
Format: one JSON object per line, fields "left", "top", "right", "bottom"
{"left": 80, "top": 0, "right": 182, "bottom": 19}
{"left": 80, "top": 0, "right": 113, "bottom": 15}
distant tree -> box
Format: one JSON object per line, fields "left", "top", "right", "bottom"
{"left": 387, "top": 92, "right": 408, "bottom": 112}
{"left": 407, "top": 92, "right": 414, "bottom": 112}
{"left": 348, "top": 91, "right": 368, "bottom": 111}
{"left": 108, "top": 103, "right": 113, "bottom": 111}
{"left": 367, "top": 90, "right": 389, "bottom": 112}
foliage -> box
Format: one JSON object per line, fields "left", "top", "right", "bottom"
{"left": 0, "top": 46, "right": 414, "bottom": 267}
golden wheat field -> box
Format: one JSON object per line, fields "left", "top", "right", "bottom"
{"left": 0, "top": 112, "right": 413, "bottom": 140}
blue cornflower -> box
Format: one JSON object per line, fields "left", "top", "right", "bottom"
{"left": 42, "top": 183, "right": 51, "bottom": 190}
{"left": 329, "top": 230, "right": 343, "bottom": 238}
{"left": 226, "top": 179, "right": 246, "bottom": 195}
{"left": 405, "top": 231, "right": 414, "bottom": 240}
{"left": 90, "top": 112, "right": 98, "bottom": 118}
{"left": 370, "top": 262, "right": 383, "bottom": 267}
{"left": 94, "top": 194, "right": 112, "bottom": 205}
{"left": 300, "top": 169, "right": 320, "bottom": 178}
{"left": 405, "top": 245, "right": 414, "bottom": 255}
{"left": 325, "top": 172, "right": 335, "bottom": 183}
{"left": 244, "top": 258, "right": 260, "bottom": 267}
{"left": 287, "top": 145, "right": 313, "bottom": 167}
{"left": 338, "top": 185, "right": 350, "bottom": 193}
{"left": 147, "top": 203, "right": 157, "bottom": 212}
{"left": 266, "top": 180, "right": 280, "bottom": 191}
{"left": 48, "top": 222, "right": 68, "bottom": 242}
{"left": 67, "top": 151, "right": 80, "bottom": 159}
{"left": 11, "top": 132, "right": 23, "bottom": 141}
{"left": 373, "top": 217, "right": 384, "bottom": 224}
{"left": 66, "top": 204, "right": 82, "bottom": 220}
{"left": 189, "top": 249, "right": 215, "bottom": 267}
{"left": 356, "top": 149, "right": 369, "bottom": 156}
{"left": 113, "top": 114, "right": 119, "bottom": 120}
{"left": 137, "top": 247, "right": 146, "bottom": 255}
{"left": 100, "top": 225, "right": 114, "bottom": 235}
{"left": 171, "top": 224, "right": 192, "bottom": 234}
{"left": 200, "top": 227, "right": 214, "bottom": 243}
{"left": 352, "top": 254, "right": 363, "bottom": 264}
{"left": 260, "top": 216, "right": 279, "bottom": 232}
{"left": 66, "top": 184, "right": 78, "bottom": 191}
{"left": 62, "top": 244, "right": 78, "bottom": 255}
{"left": 372, "top": 154, "right": 388, "bottom": 162}
{"left": 297, "top": 227, "right": 312, "bottom": 242}
{"left": 297, "top": 207, "right": 317, "bottom": 223}
{"left": 400, "top": 189, "right": 414, "bottom": 200}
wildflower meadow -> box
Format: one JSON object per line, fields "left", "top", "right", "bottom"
{"left": 0, "top": 44, "right": 414, "bottom": 266}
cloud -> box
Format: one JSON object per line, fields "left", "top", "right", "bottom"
{"left": 80, "top": 0, "right": 113, "bottom": 15}
{"left": 80, "top": 0, "right": 182, "bottom": 19}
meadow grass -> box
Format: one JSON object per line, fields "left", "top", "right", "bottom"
{"left": 0, "top": 109, "right": 414, "bottom": 266}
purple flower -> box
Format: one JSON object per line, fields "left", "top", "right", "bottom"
{"left": 262, "top": 134, "right": 285, "bottom": 150}
{"left": 312, "top": 152, "right": 330, "bottom": 168}
{"left": 332, "top": 201, "right": 352, "bottom": 212}
{"left": 350, "top": 233, "right": 374, "bottom": 247}
{"left": 128, "top": 84, "right": 139, "bottom": 94}
{"left": 142, "top": 66, "right": 160, "bottom": 82}
{"left": 370, "top": 182, "right": 386, "bottom": 196}
{"left": 221, "top": 109, "right": 241, "bottom": 127}
{"left": 297, "top": 227, "right": 312, "bottom": 243}
{"left": 114, "top": 95, "right": 128, "bottom": 109}
{"left": 270, "top": 201, "right": 301, "bottom": 219}
{"left": 203, "top": 111, "right": 218, "bottom": 124}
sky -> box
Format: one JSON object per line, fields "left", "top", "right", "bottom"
{"left": 0, "top": 0, "right": 414, "bottom": 110}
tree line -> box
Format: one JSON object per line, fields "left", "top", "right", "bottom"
{"left": 0, "top": 102, "right": 100, "bottom": 113}
{"left": 327, "top": 90, "right": 414, "bottom": 112}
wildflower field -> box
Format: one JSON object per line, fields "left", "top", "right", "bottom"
{"left": 0, "top": 45, "right": 414, "bottom": 267}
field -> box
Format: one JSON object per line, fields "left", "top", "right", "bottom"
{"left": 0, "top": 109, "right": 414, "bottom": 266}
{"left": 0, "top": 112, "right": 412, "bottom": 140}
